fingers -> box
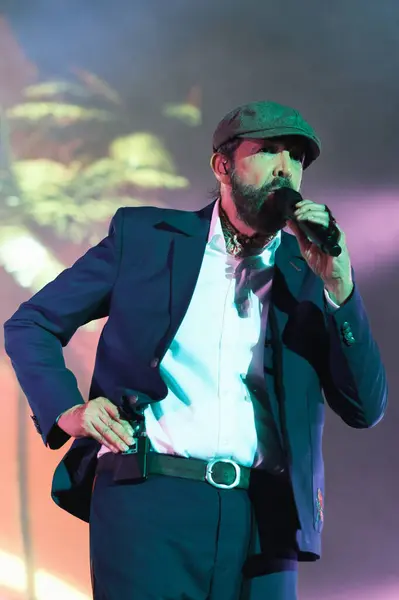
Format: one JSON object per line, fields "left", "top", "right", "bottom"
{"left": 294, "top": 203, "right": 346, "bottom": 246}
{"left": 294, "top": 202, "right": 330, "bottom": 227}
{"left": 92, "top": 416, "right": 134, "bottom": 453}
{"left": 101, "top": 397, "right": 123, "bottom": 421}
{"left": 294, "top": 203, "right": 327, "bottom": 216}
{"left": 298, "top": 213, "right": 329, "bottom": 226}
{"left": 88, "top": 422, "right": 122, "bottom": 453}
{"left": 97, "top": 397, "right": 134, "bottom": 439}
{"left": 86, "top": 397, "right": 135, "bottom": 453}
{"left": 99, "top": 413, "right": 134, "bottom": 446}
{"left": 294, "top": 199, "right": 325, "bottom": 210}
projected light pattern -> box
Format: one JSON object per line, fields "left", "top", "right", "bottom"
{"left": 0, "top": 228, "right": 66, "bottom": 290}
{"left": 0, "top": 5, "right": 396, "bottom": 600}
{"left": 0, "top": 544, "right": 397, "bottom": 600}
{"left": 0, "top": 17, "right": 205, "bottom": 600}
{"left": 0, "top": 550, "right": 90, "bottom": 600}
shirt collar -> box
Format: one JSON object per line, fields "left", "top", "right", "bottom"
{"left": 207, "top": 199, "right": 282, "bottom": 264}
{"left": 207, "top": 199, "right": 224, "bottom": 244}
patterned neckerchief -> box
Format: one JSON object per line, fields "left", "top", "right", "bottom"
{"left": 218, "top": 201, "right": 277, "bottom": 258}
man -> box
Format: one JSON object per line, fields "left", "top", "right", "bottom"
{"left": 4, "top": 101, "right": 387, "bottom": 600}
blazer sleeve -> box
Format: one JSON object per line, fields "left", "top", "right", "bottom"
{"left": 3, "top": 208, "right": 124, "bottom": 448}
{"left": 321, "top": 280, "right": 388, "bottom": 428}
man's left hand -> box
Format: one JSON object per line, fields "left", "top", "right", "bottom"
{"left": 287, "top": 199, "right": 354, "bottom": 305}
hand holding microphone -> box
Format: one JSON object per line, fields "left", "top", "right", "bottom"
{"left": 273, "top": 187, "right": 341, "bottom": 257}
{"left": 271, "top": 187, "right": 353, "bottom": 304}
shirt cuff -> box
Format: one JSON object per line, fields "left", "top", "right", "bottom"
{"left": 324, "top": 287, "right": 341, "bottom": 311}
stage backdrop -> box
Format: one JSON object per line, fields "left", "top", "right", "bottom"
{"left": 0, "top": 2, "right": 398, "bottom": 599}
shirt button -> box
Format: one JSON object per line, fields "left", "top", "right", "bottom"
{"left": 150, "top": 357, "right": 160, "bottom": 368}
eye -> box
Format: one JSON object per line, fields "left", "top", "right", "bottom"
{"left": 257, "top": 145, "right": 278, "bottom": 154}
{"left": 288, "top": 145, "right": 306, "bottom": 163}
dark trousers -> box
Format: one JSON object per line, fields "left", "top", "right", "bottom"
{"left": 90, "top": 464, "right": 299, "bottom": 600}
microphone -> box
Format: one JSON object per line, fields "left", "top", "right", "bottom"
{"left": 272, "top": 187, "right": 342, "bottom": 257}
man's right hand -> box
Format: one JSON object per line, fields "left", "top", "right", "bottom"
{"left": 57, "top": 397, "right": 135, "bottom": 453}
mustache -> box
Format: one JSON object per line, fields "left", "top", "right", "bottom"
{"left": 265, "top": 176, "right": 294, "bottom": 195}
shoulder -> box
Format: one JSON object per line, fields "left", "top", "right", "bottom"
{"left": 114, "top": 205, "right": 166, "bottom": 224}
{"left": 107, "top": 205, "right": 169, "bottom": 234}
{"left": 115, "top": 204, "right": 206, "bottom": 223}
{"left": 111, "top": 201, "right": 215, "bottom": 233}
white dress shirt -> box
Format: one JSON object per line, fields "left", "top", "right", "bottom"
{"left": 98, "top": 201, "right": 339, "bottom": 467}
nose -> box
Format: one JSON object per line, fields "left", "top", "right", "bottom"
{"left": 272, "top": 150, "right": 292, "bottom": 179}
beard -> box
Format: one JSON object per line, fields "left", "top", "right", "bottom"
{"left": 230, "top": 169, "right": 294, "bottom": 236}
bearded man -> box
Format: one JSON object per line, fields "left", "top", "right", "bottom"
{"left": 4, "top": 101, "right": 387, "bottom": 600}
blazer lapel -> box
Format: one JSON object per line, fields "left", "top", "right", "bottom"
{"left": 265, "top": 230, "right": 307, "bottom": 375}
{"left": 265, "top": 231, "right": 308, "bottom": 458}
{"left": 270, "top": 230, "right": 307, "bottom": 334}
{"left": 153, "top": 202, "right": 215, "bottom": 354}
{"left": 154, "top": 206, "right": 306, "bottom": 362}
{"left": 154, "top": 204, "right": 307, "bottom": 391}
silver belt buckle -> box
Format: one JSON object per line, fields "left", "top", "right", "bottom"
{"left": 205, "top": 458, "right": 241, "bottom": 489}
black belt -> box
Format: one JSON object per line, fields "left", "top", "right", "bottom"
{"left": 97, "top": 452, "right": 256, "bottom": 490}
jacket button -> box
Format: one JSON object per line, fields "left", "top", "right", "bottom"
{"left": 150, "top": 357, "right": 160, "bottom": 368}
{"left": 343, "top": 332, "right": 355, "bottom": 345}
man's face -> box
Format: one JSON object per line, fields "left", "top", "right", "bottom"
{"left": 228, "top": 136, "right": 305, "bottom": 235}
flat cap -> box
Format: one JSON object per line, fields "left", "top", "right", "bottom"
{"left": 213, "top": 100, "right": 321, "bottom": 169}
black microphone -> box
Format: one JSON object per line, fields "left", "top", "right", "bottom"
{"left": 272, "top": 187, "right": 342, "bottom": 257}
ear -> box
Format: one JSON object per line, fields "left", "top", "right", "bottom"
{"left": 210, "top": 153, "right": 230, "bottom": 184}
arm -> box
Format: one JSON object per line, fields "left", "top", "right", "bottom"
{"left": 288, "top": 205, "right": 387, "bottom": 428}
{"left": 321, "top": 282, "right": 388, "bottom": 428}
{"left": 3, "top": 208, "right": 124, "bottom": 448}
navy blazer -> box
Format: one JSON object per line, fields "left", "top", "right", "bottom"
{"left": 4, "top": 201, "right": 387, "bottom": 560}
